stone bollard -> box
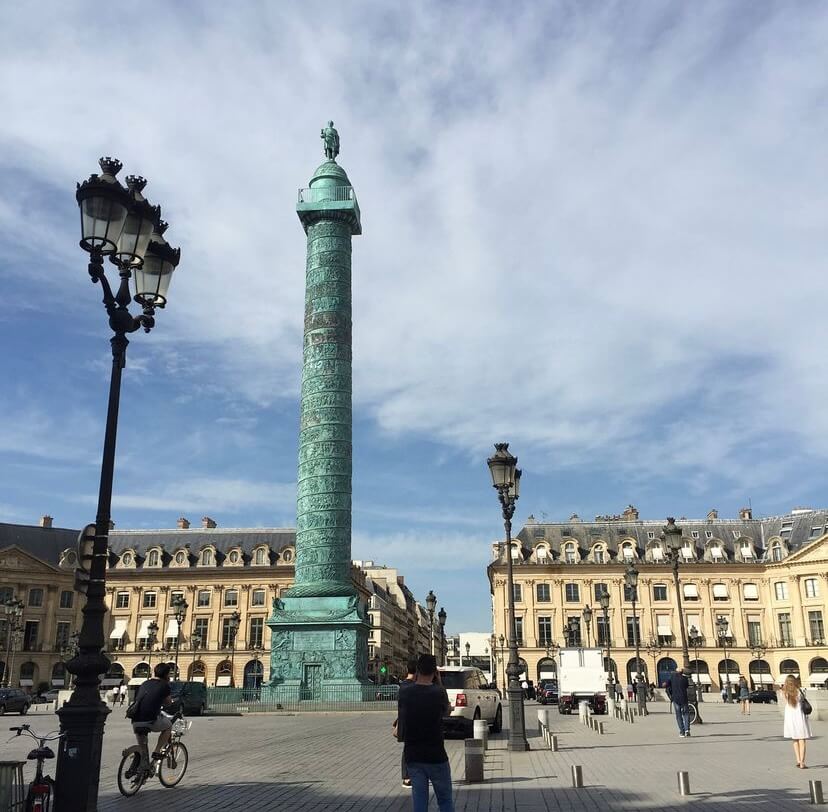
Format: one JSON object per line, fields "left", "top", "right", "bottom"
{"left": 537, "top": 708, "right": 551, "bottom": 731}
{"left": 473, "top": 719, "right": 488, "bottom": 751}
{"left": 550, "top": 734, "right": 559, "bottom": 751}
{"left": 597, "top": 721, "right": 605, "bottom": 735}
{"left": 607, "top": 696, "right": 616, "bottom": 717}
{"left": 677, "top": 771, "right": 690, "bottom": 796}
{"left": 571, "top": 765, "right": 584, "bottom": 788}
{"left": 579, "top": 700, "right": 589, "bottom": 723}
{"left": 810, "top": 780, "right": 825, "bottom": 805}
{"left": 465, "top": 739, "right": 484, "bottom": 783}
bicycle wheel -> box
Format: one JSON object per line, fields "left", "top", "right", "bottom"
{"left": 158, "top": 742, "right": 188, "bottom": 787}
{"left": 117, "top": 752, "right": 145, "bottom": 797}
{"left": 688, "top": 704, "right": 697, "bottom": 724}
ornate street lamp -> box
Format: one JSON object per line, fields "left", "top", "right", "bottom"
{"left": 663, "top": 518, "right": 701, "bottom": 723}
{"left": 229, "top": 610, "right": 241, "bottom": 680}
{"left": 146, "top": 621, "right": 159, "bottom": 668}
{"left": 426, "top": 590, "right": 437, "bottom": 656}
{"left": 487, "top": 442, "right": 528, "bottom": 751}
{"left": 625, "top": 561, "right": 643, "bottom": 683}
{"left": 751, "top": 642, "right": 767, "bottom": 690}
{"left": 688, "top": 625, "right": 704, "bottom": 705}
{"left": 645, "top": 637, "right": 662, "bottom": 686}
{"left": 56, "top": 158, "right": 181, "bottom": 811}
{"left": 564, "top": 616, "right": 580, "bottom": 647}
{"left": 438, "top": 607, "right": 447, "bottom": 666}
{"left": 2, "top": 598, "right": 24, "bottom": 688}
{"left": 598, "top": 590, "right": 612, "bottom": 694}
{"left": 171, "top": 595, "right": 189, "bottom": 678}
{"left": 582, "top": 605, "right": 593, "bottom": 647}
{"left": 717, "top": 616, "right": 733, "bottom": 703}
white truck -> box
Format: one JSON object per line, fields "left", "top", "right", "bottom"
{"left": 557, "top": 647, "right": 608, "bottom": 714}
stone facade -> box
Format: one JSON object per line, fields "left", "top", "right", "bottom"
{"left": 489, "top": 507, "right": 828, "bottom": 692}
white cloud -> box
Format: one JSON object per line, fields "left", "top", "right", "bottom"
{"left": 353, "top": 529, "right": 491, "bottom": 573}
{"left": 1, "top": 2, "right": 827, "bottom": 495}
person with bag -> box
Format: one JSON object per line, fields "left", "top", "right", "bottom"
{"left": 737, "top": 676, "right": 750, "bottom": 715}
{"left": 393, "top": 658, "right": 418, "bottom": 789}
{"left": 782, "top": 674, "right": 812, "bottom": 769}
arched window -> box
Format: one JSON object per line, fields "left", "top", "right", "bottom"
{"left": 779, "top": 658, "right": 799, "bottom": 677}
{"left": 771, "top": 544, "right": 783, "bottom": 562}
{"left": 681, "top": 540, "right": 694, "bottom": 559}
{"left": 282, "top": 548, "right": 293, "bottom": 563}
{"left": 189, "top": 661, "right": 206, "bottom": 681}
{"left": 132, "top": 662, "right": 151, "bottom": 679}
{"left": 201, "top": 549, "right": 213, "bottom": 566}
{"left": 255, "top": 548, "right": 267, "bottom": 565}
{"left": 621, "top": 542, "right": 635, "bottom": 560}
{"left": 564, "top": 543, "right": 577, "bottom": 564}
{"left": 593, "top": 545, "right": 605, "bottom": 564}
{"left": 710, "top": 544, "right": 724, "bottom": 561}
{"left": 657, "top": 657, "right": 678, "bottom": 686}
{"left": 147, "top": 549, "right": 160, "bottom": 567}
{"left": 650, "top": 544, "right": 664, "bottom": 561}
{"left": 51, "top": 662, "right": 67, "bottom": 685}
{"left": 216, "top": 660, "right": 234, "bottom": 687}
{"left": 174, "top": 551, "right": 186, "bottom": 565}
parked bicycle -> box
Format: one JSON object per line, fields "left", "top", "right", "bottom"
{"left": 117, "top": 710, "right": 191, "bottom": 797}
{"left": 7, "top": 724, "right": 65, "bottom": 812}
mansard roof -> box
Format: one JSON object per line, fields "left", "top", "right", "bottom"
{"left": 0, "top": 522, "right": 78, "bottom": 567}
{"left": 108, "top": 527, "right": 295, "bottom": 557}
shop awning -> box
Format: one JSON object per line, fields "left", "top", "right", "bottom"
{"left": 110, "top": 619, "right": 128, "bottom": 640}
{"left": 719, "top": 673, "right": 738, "bottom": 683}
{"left": 192, "top": 676, "right": 206, "bottom": 683}
{"left": 752, "top": 674, "right": 775, "bottom": 685}
{"left": 807, "top": 673, "right": 828, "bottom": 684}
{"left": 692, "top": 673, "right": 713, "bottom": 684}
{"left": 101, "top": 677, "right": 123, "bottom": 686}
{"left": 165, "top": 618, "right": 180, "bottom": 639}
{"left": 656, "top": 620, "right": 672, "bottom": 635}
{"left": 216, "top": 675, "right": 232, "bottom": 687}
{"left": 128, "top": 677, "right": 147, "bottom": 686}
{"left": 136, "top": 619, "right": 153, "bottom": 639}
{"left": 19, "top": 679, "right": 33, "bottom": 687}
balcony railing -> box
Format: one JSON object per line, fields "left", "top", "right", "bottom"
{"left": 297, "top": 186, "right": 356, "bottom": 204}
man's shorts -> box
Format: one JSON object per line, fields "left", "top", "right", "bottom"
{"left": 133, "top": 714, "right": 173, "bottom": 734}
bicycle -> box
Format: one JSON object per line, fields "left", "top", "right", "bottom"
{"left": 7, "top": 723, "right": 65, "bottom": 812}
{"left": 117, "top": 711, "right": 191, "bottom": 797}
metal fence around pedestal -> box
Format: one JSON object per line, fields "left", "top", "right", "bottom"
{"left": 206, "top": 684, "right": 400, "bottom": 714}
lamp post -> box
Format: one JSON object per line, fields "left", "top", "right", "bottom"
{"left": 598, "top": 590, "right": 612, "bottom": 694}
{"left": 464, "top": 641, "right": 471, "bottom": 667}
{"left": 564, "top": 617, "right": 580, "bottom": 647}
{"left": 426, "top": 590, "right": 437, "bottom": 656}
{"left": 498, "top": 634, "right": 506, "bottom": 691}
{"left": 582, "top": 605, "right": 593, "bottom": 648}
{"left": 688, "top": 625, "right": 704, "bottom": 704}
{"left": 716, "top": 616, "right": 733, "bottom": 702}
{"left": 489, "top": 634, "right": 497, "bottom": 684}
{"left": 645, "top": 637, "right": 662, "bottom": 687}
{"left": 2, "top": 599, "right": 24, "bottom": 688}
{"left": 229, "top": 610, "right": 241, "bottom": 685}
{"left": 751, "top": 643, "right": 767, "bottom": 690}
{"left": 625, "top": 561, "right": 643, "bottom": 682}
{"left": 171, "top": 595, "right": 189, "bottom": 679}
{"left": 190, "top": 636, "right": 202, "bottom": 669}
{"left": 487, "top": 442, "right": 528, "bottom": 751}
{"left": 438, "top": 607, "right": 447, "bottom": 666}
{"left": 56, "top": 158, "right": 181, "bottom": 811}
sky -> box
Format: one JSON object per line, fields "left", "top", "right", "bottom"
{"left": 1, "top": 2, "right": 827, "bottom": 632}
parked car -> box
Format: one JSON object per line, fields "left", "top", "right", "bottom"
{"left": 748, "top": 689, "right": 778, "bottom": 704}
{"left": 438, "top": 666, "right": 503, "bottom": 736}
{"left": 170, "top": 680, "right": 208, "bottom": 716}
{"left": 537, "top": 679, "right": 558, "bottom": 705}
{"left": 0, "top": 688, "right": 32, "bottom": 715}
{"left": 31, "top": 689, "right": 59, "bottom": 704}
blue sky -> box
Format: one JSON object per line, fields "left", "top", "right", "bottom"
{"left": 1, "top": 2, "right": 827, "bottom": 632}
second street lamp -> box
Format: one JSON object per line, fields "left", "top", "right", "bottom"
{"left": 598, "top": 590, "right": 612, "bottom": 695}
{"left": 438, "top": 607, "right": 447, "bottom": 666}
{"left": 625, "top": 561, "right": 643, "bottom": 683}
{"left": 172, "top": 595, "right": 189, "bottom": 678}
{"left": 426, "top": 590, "right": 437, "bottom": 656}
{"left": 689, "top": 625, "right": 704, "bottom": 704}
{"left": 487, "top": 442, "right": 528, "bottom": 751}
{"left": 582, "top": 605, "right": 593, "bottom": 648}
{"left": 717, "top": 616, "right": 733, "bottom": 702}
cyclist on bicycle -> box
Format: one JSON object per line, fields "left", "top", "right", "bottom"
{"left": 129, "top": 662, "right": 177, "bottom": 768}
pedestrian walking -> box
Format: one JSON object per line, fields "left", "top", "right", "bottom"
{"left": 397, "top": 654, "right": 454, "bottom": 812}
{"left": 615, "top": 681, "right": 624, "bottom": 701}
{"left": 635, "top": 676, "right": 649, "bottom": 716}
{"left": 626, "top": 682, "right": 634, "bottom": 701}
{"left": 394, "top": 658, "right": 418, "bottom": 790}
{"left": 721, "top": 683, "right": 728, "bottom": 703}
{"left": 666, "top": 667, "right": 691, "bottom": 737}
{"left": 737, "top": 676, "right": 750, "bottom": 714}
{"left": 118, "top": 682, "right": 127, "bottom": 706}
{"left": 782, "top": 675, "right": 811, "bottom": 769}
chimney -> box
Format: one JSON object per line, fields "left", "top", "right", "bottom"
{"left": 39, "top": 515, "right": 53, "bottom": 528}
{"left": 622, "top": 504, "right": 639, "bottom": 521}
{"left": 739, "top": 507, "right": 753, "bottom": 521}
{"left": 707, "top": 509, "right": 718, "bottom": 521}
{"left": 201, "top": 516, "right": 217, "bottom": 529}
{"left": 177, "top": 517, "right": 191, "bottom": 530}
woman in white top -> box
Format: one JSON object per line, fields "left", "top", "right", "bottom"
{"left": 782, "top": 675, "right": 811, "bottom": 769}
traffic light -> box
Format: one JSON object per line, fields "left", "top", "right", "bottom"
{"left": 379, "top": 664, "right": 388, "bottom": 675}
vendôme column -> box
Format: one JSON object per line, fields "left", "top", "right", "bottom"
{"left": 266, "top": 123, "right": 369, "bottom": 701}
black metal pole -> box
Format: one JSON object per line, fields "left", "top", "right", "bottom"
{"left": 631, "top": 593, "right": 641, "bottom": 682}
{"left": 55, "top": 302, "right": 126, "bottom": 809}
{"left": 501, "top": 492, "right": 528, "bottom": 751}
{"left": 602, "top": 604, "right": 612, "bottom": 695}
{"left": 670, "top": 552, "right": 702, "bottom": 723}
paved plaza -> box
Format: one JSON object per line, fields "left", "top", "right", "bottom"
{"left": 6, "top": 700, "right": 825, "bottom": 810}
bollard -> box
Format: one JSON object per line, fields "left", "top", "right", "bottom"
{"left": 571, "top": 765, "right": 584, "bottom": 788}
{"left": 473, "top": 719, "right": 488, "bottom": 751}
{"left": 551, "top": 734, "right": 559, "bottom": 751}
{"left": 579, "top": 700, "right": 589, "bottom": 723}
{"left": 537, "top": 708, "right": 551, "bottom": 731}
{"left": 464, "top": 739, "right": 484, "bottom": 783}
{"left": 597, "top": 721, "right": 604, "bottom": 735}
{"left": 677, "top": 771, "right": 690, "bottom": 796}
{"left": 810, "top": 780, "right": 825, "bottom": 805}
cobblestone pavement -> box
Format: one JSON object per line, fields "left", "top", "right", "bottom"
{"left": 5, "top": 699, "right": 824, "bottom": 810}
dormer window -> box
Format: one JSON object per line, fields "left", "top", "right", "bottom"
{"left": 200, "top": 549, "right": 214, "bottom": 566}
{"left": 122, "top": 552, "right": 132, "bottom": 566}
{"left": 650, "top": 545, "right": 664, "bottom": 561}
{"left": 174, "top": 551, "right": 186, "bottom": 565}
{"left": 691, "top": 531, "right": 700, "bottom": 539}
{"left": 255, "top": 548, "right": 267, "bottom": 565}
{"left": 682, "top": 540, "right": 694, "bottom": 559}
{"left": 740, "top": 543, "right": 754, "bottom": 560}
{"left": 228, "top": 550, "right": 240, "bottom": 565}
{"left": 593, "top": 545, "right": 605, "bottom": 564}
{"left": 147, "top": 549, "right": 160, "bottom": 567}
{"left": 711, "top": 545, "right": 723, "bottom": 561}
{"left": 621, "top": 542, "right": 635, "bottom": 560}
{"left": 647, "top": 531, "right": 655, "bottom": 540}
{"left": 564, "top": 543, "right": 577, "bottom": 564}
{"left": 705, "top": 531, "right": 713, "bottom": 539}
{"left": 510, "top": 543, "right": 520, "bottom": 560}
{"left": 535, "top": 545, "right": 548, "bottom": 562}
{"left": 771, "top": 543, "right": 783, "bottom": 562}
{"left": 282, "top": 548, "right": 294, "bottom": 563}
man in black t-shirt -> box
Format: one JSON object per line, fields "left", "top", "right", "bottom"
{"left": 396, "top": 658, "right": 419, "bottom": 789}
{"left": 397, "top": 654, "right": 454, "bottom": 811}
{"left": 131, "top": 662, "right": 175, "bottom": 758}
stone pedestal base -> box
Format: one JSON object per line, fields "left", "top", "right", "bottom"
{"left": 266, "top": 594, "right": 370, "bottom": 699}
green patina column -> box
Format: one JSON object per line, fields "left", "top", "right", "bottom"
{"left": 266, "top": 123, "right": 370, "bottom": 701}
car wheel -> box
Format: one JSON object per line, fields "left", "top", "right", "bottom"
{"left": 492, "top": 704, "right": 503, "bottom": 733}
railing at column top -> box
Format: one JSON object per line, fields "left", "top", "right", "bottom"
{"left": 298, "top": 186, "right": 356, "bottom": 204}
